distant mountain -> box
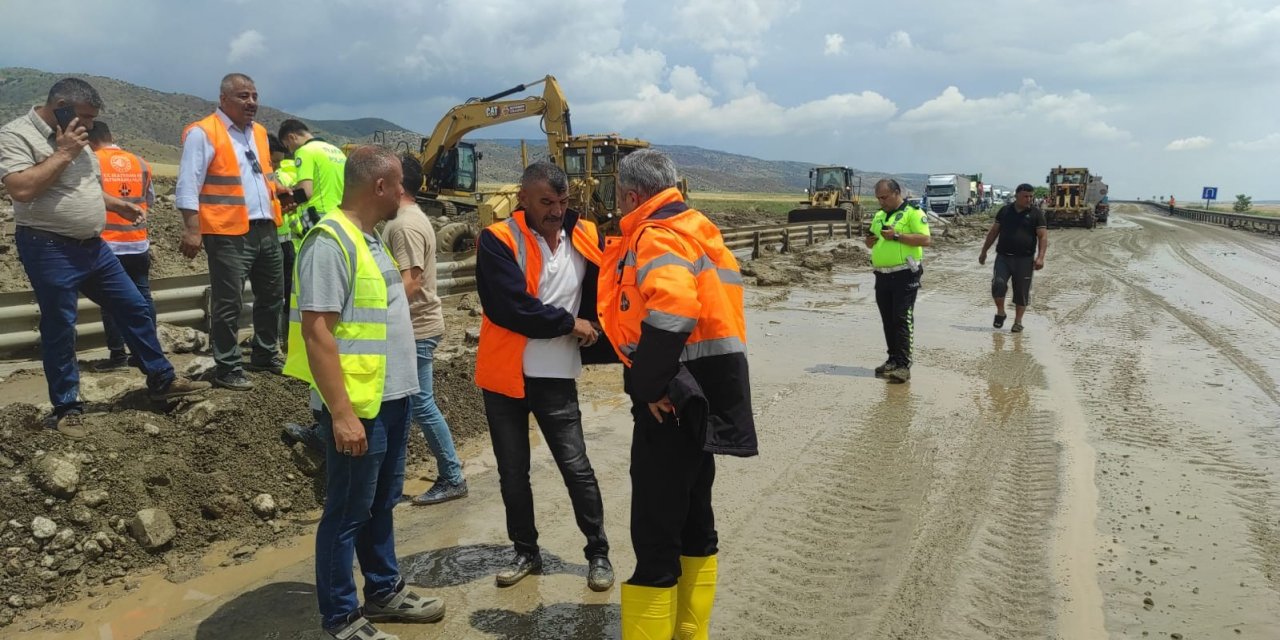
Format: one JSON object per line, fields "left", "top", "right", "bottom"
{"left": 0, "top": 68, "right": 413, "bottom": 163}
{"left": 0, "top": 67, "right": 925, "bottom": 193}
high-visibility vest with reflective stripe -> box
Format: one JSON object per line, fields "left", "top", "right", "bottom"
{"left": 598, "top": 188, "right": 747, "bottom": 367}
{"left": 273, "top": 159, "right": 298, "bottom": 243}
{"left": 475, "top": 212, "right": 603, "bottom": 399}
{"left": 182, "top": 114, "right": 282, "bottom": 235}
{"left": 282, "top": 210, "right": 389, "bottom": 419}
{"left": 95, "top": 146, "right": 151, "bottom": 254}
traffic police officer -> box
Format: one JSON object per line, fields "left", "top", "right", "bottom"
{"left": 865, "top": 178, "right": 931, "bottom": 383}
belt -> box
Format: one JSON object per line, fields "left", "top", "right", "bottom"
{"left": 873, "top": 263, "right": 917, "bottom": 274}
{"left": 249, "top": 218, "right": 277, "bottom": 226}
{"left": 17, "top": 226, "right": 101, "bottom": 247}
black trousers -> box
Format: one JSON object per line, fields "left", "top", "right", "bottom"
{"left": 483, "top": 378, "right": 609, "bottom": 560}
{"left": 875, "top": 268, "right": 922, "bottom": 368}
{"left": 203, "top": 220, "right": 283, "bottom": 374}
{"left": 280, "top": 240, "right": 296, "bottom": 349}
{"left": 628, "top": 403, "right": 718, "bottom": 588}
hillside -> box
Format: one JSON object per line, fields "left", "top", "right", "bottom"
{"left": 0, "top": 67, "right": 925, "bottom": 194}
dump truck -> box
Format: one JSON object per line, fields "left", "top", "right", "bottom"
{"left": 787, "top": 166, "right": 862, "bottom": 224}
{"left": 1043, "top": 166, "right": 1108, "bottom": 228}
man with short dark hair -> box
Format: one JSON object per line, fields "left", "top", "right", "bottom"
{"left": 177, "top": 73, "right": 286, "bottom": 390}
{"left": 88, "top": 121, "right": 157, "bottom": 370}
{"left": 285, "top": 145, "right": 445, "bottom": 639}
{"left": 278, "top": 118, "right": 345, "bottom": 240}
{"left": 475, "top": 160, "right": 614, "bottom": 592}
{"left": 384, "top": 155, "right": 468, "bottom": 505}
{"left": 0, "top": 78, "right": 208, "bottom": 436}
{"left": 865, "top": 178, "right": 931, "bottom": 382}
{"left": 979, "top": 183, "right": 1048, "bottom": 333}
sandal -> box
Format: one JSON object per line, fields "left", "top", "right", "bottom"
{"left": 1011, "top": 323, "right": 1024, "bottom": 333}
{"left": 993, "top": 314, "right": 1007, "bottom": 329}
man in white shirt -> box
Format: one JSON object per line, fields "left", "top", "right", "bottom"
{"left": 474, "top": 162, "right": 615, "bottom": 592}
{"left": 176, "top": 73, "right": 285, "bottom": 391}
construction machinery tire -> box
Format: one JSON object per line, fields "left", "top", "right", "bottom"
{"left": 1085, "top": 212, "right": 1096, "bottom": 229}
{"left": 841, "top": 201, "right": 859, "bottom": 224}
{"left": 437, "top": 222, "right": 479, "bottom": 253}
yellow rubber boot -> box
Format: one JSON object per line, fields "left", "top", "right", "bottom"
{"left": 675, "top": 555, "right": 718, "bottom": 639}
{"left": 621, "top": 583, "right": 676, "bottom": 640}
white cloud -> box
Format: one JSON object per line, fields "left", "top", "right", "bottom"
{"left": 668, "top": 65, "right": 715, "bottom": 98}
{"left": 892, "top": 80, "right": 1131, "bottom": 142}
{"left": 676, "top": 0, "right": 800, "bottom": 53}
{"left": 824, "top": 34, "right": 845, "bottom": 56}
{"left": 710, "top": 54, "right": 756, "bottom": 98}
{"left": 887, "top": 30, "right": 912, "bottom": 50}
{"left": 1229, "top": 133, "right": 1280, "bottom": 151}
{"left": 1165, "top": 136, "right": 1213, "bottom": 151}
{"left": 227, "top": 30, "right": 266, "bottom": 64}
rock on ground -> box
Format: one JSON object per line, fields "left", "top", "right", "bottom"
{"left": 33, "top": 454, "right": 80, "bottom": 500}
{"left": 128, "top": 509, "right": 176, "bottom": 550}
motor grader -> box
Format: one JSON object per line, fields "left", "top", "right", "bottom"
{"left": 787, "top": 165, "right": 862, "bottom": 224}
{"left": 1043, "top": 166, "right": 1108, "bottom": 228}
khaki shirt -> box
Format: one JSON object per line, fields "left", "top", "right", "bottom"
{"left": 0, "top": 107, "right": 104, "bottom": 239}
{"left": 383, "top": 203, "right": 446, "bottom": 340}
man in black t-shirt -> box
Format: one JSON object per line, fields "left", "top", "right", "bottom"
{"left": 979, "top": 183, "right": 1048, "bottom": 332}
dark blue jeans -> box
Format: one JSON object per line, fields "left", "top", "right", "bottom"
{"left": 102, "top": 251, "right": 155, "bottom": 357}
{"left": 15, "top": 228, "right": 174, "bottom": 415}
{"left": 484, "top": 378, "right": 609, "bottom": 561}
{"left": 315, "top": 397, "right": 410, "bottom": 629}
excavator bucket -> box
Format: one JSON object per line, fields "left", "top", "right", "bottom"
{"left": 787, "top": 207, "right": 848, "bottom": 223}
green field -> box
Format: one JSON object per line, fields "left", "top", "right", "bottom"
{"left": 689, "top": 191, "right": 880, "bottom": 218}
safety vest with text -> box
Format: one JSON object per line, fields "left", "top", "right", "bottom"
{"left": 475, "top": 212, "right": 603, "bottom": 399}
{"left": 94, "top": 145, "right": 151, "bottom": 255}
{"left": 181, "top": 114, "right": 282, "bottom": 235}
{"left": 282, "top": 210, "right": 390, "bottom": 419}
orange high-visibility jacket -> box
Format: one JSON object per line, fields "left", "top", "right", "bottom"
{"left": 598, "top": 187, "right": 757, "bottom": 456}
{"left": 95, "top": 146, "right": 151, "bottom": 254}
{"left": 182, "top": 114, "right": 281, "bottom": 235}
{"left": 474, "top": 211, "right": 604, "bottom": 399}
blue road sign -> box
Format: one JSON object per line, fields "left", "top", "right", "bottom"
{"left": 1202, "top": 187, "right": 1218, "bottom": 200}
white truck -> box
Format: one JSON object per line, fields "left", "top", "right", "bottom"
{"left": 924, "top": 173, "right": 973, "bottom": 216}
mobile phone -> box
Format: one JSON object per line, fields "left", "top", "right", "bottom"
{"left": 292, "top": 188, "right": 308, "bottom": 204}
{"left": 53, "top": 106, "right": 77, "bottom": 131}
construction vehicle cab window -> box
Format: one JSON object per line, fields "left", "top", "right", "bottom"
{"left": 788, "top": 165, "right": 862, "bottom": 224}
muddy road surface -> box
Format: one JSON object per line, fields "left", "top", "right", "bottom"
{"left": 12, "top": 203, "right": 1280, "bottom": 639}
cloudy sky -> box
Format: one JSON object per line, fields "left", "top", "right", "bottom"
{"left": 4, "top": 0, "right": 1278, "bottom": 198}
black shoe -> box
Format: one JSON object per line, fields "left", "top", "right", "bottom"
{"left": 94, "top": 352, "right": 129, "bottom": 372}
{"left": 587, "top": 557, "right": 614, "bottom": 592}
{"left": 886, "top": 367, "right": 911, "bottom": 383}
{"left": 282, "top": 422, "right": 325, "bottom": 453}
{"left": 874, "top": 361, "right": 899, "bottom": 378}
{"left": 245, "top": 355, "right": 285, "bottom": 375}
{"left": 495, "top": 552, "right": 542, "bottom": 587}
{"left": 213, "top": 370, "right": 254, "bottom": 391}
{"left": 411, "top": 479, "right": 469, "bottom": 506}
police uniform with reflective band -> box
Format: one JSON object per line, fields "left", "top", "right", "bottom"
{"left": 273, "top": 158, "right": 298, "bottom": 244}
{"left": 94, "top": 145, "right": 152, "bottom": 255}
{"left": 282, "top": 210, "right": 391, "bottom": 419}
{"left": 599, "top": 187, "right": 756, "bottom": 640}
{"left": 474, "top": 210, "right": 603, "bottom": 399}
{"left": 867, "top": 201, "right": 930, "bottom": 369}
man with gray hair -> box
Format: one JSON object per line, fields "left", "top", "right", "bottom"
{"left": 177, "top": 73, "right": 286, "bottom": 391}
{"left": 598, "top": 149, "right": 757, "bottom": 639}
{"left": 284, "top": 145, "right": 446, "bottom": 638}
{"left": 0, "top": 78, "right": 208, "bottom": 437}
{"left": 474, "top": 160, "right": 615, "bottom": 591}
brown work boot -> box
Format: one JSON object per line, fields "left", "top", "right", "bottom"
{"left": 151, "top": 376, "right": 212, "bottom": 400}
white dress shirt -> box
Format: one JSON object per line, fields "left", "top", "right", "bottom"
{"left": 175, "top": 109, "right": 275, "bottom": 223}
{"left": 522, "top": 229, "right": 587, "bottom": 379}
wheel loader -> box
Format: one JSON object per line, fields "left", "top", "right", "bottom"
{"left": 787, "top": 166, "right": 862, "bottom": 224}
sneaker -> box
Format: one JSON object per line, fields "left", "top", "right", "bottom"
{"left": 93, "top": 352, "right": 129, "bottom": 372}
{"left": 282, "top": 422, "right": 326, "bottom": 453}
{"left": 151, "top": 376, "right": 212, "bottom": 400}
{"left": 495, "top": 552, "right": 542, "bottom": 587}
{"left": 993, "top": 314, "right": 1007, "bottom": 329}
{"left": 245, "top": 355, "right": 285, "bottom": 375}
{"left": 1010, "top": 322, "right": 1024, "bottom": 333}
{"left": 886, "top": 367, "right": 911, "bottom": 383}
{"left": 323, "top": 613, "right": 398, "bottom": 640}
{"left": 213, "top": 370, "right": 254, "bottom": 391}
{"left": 411, "top": 479, "right": 469, "bottom": 506}
{"left": 587, "top": 556, "right": 615, "bottom": 592}
{"left": 364, "top": 580, "right": 445, "bottom": 624}
{"left": 44, "top": 410, "right": 87, "bottom": 439}
{"left": 873, "top": 360, "right": 899, "bottom": 378}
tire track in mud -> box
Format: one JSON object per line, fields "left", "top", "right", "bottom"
{"left": 1162, "top": 236, "right": 1280, "bottom": 331}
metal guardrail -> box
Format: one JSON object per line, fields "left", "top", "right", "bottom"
{"left": 1117, "top": 200, "right": 1280, "bottom": 234}
{"left": 0, "top": 221, "right": 851, "bottom": 358}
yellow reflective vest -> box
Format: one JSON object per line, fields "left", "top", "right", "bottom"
{"left": 282, "top": 210, "right": 389, "bottom": 419}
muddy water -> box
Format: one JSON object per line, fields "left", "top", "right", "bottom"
{"left": 13, "top": 203, "right": 1280, "bottom": 639}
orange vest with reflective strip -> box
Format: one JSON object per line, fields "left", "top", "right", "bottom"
{"left": 182, "top": 114, "right": 281, "bottom": 235}
{"left": 598, "top": 188, "right": 747, "bottom": 368}
{"left": 94, "top": 146, "right": 151, "bottom": 253}
{"left": 475, "top": 212, "right": 603, "bottom": 399}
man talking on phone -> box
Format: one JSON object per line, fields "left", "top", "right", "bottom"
{"left": 0, "top": 78, "right": 209, "bottom": 436}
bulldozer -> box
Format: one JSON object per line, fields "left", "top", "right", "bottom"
{"left": 787, "top": 166, "right": 862, "bottom": 224}
{"left": 1043, "top": 166, "right": 1108, "bottom": 228}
